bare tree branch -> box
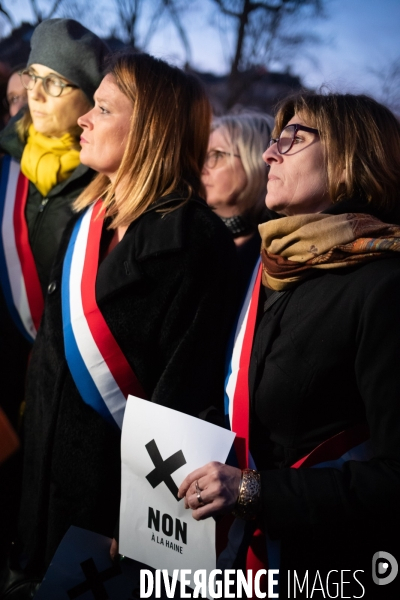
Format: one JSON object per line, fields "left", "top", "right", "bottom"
{"left": 162, "top": 0, "right": 192, "bottom": 64}
{"left": 5, "top": 0, "right": 69, "bottom": 24}
{"left": 141, "top": 2, "right": 166, "bottom": 48}
{"left": 29, "top": 0, "right": 43, "bottom": 22}
{"left": 114, "top": 0, "right": 142, "bottom": 47}
{"left": 46, "top": 0, "right": 66, "bottom": 19}
{"left": 0, "top": 3, "right": 15, "bottom": 27}
{"left": 212, "top": 0, "right": 323, "bottom": 75}
{"left": 211, "top": 0, "right": 242, "bottom": 19}
{"left": 210, "top": 0, "right": 325, "bottom": 108}
{"left": 112, "top": 0, "right": 194, "bottom": 63}
{"left": 370, "top": 56, "right": 400, "bottom": 115}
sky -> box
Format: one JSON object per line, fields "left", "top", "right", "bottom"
{"left": 4, "top": 0, "right": 400, "bottom": 103}
{"left": 287, "top": 0, "right": 400, "bottom": 97}
{"left": 144, "top": 0, "right": 400, "bottom": 102}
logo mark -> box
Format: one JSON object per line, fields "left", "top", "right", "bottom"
{"left": 145, "top": 439, "right": 186, "bottom": 500}
{"left": 372, "top": 551, "right": 399, "bottom": 585}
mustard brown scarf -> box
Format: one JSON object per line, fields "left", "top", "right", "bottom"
{"left": 259, "top": 212, "right": 400, "bottom": 291}
{"left": 20, "top": 125, "right": 81, "bottom": 197}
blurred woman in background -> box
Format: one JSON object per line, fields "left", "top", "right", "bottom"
{"left": 202, "top": 112, "right": 274, "bottom": 291}
{"left": 4, "top": 65, "right": 28, "bottom": 120}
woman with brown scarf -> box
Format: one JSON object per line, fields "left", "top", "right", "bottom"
{"left": 179, "top": 93, "right": 400, "bottom": 599}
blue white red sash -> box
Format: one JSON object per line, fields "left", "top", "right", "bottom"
{"left": 0, "top": 155, "right": 44, "bottom": 342}
{"left": 220, "top": 259, "right": 372, "bottom": 596}
{"left": 61, "top": 200, "right": 146, "bottom": 429}
{"left": 220, "top": 259, "right": 271, "bottom": 595}
{"left": 224, "top": 258, "right": 262, "bottom": 469}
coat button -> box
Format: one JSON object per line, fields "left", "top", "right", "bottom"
{"left": 47, "top": 281, "right": 57, "bottom": 294}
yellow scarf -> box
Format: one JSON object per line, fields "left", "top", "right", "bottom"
{"left": 20, "top": 125, "right": 81, "bottom": 197}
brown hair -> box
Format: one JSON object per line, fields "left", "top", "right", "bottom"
{"left": 15, "top": 106, "right": 32, "bottom": 141}
{"left": 74, "top": 52, "right": 212, "bottom": 228}
{"left": 273, "top": 92, "right": 400, "bottom": 215}
{"left": 211, "top": 111, "right": 274, "bottom": 224}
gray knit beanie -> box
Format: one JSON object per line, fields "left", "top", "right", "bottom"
{"left": 27, "top": 19, "right": 109, "bottom": 102}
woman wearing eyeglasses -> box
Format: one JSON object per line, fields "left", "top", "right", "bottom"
{"left": 14, "top": 51, "right": 238, "bottom": 588}
{"left": 202, "top": 112, "right": 274, "bottom": 293}
{"left": 0, "top": 18, "right": 107, "bottom": 570}
{"left": 180, "top": 93, "right": 400, "bottom": 598}
{"left": 0, "top": 19, "right": 107, "bottom": 427}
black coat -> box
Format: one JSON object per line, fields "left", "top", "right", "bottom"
{"left": 0, "top": 116, "right": 95, "bottom": 563}
{"left": 249, "top": 199, "right": 400, "bottom": 598}
{"left": 0, "top": 116, "right": 95, "bottom": 426}
{"left": 18, "top": 194, "right": 239, "bottom": 575}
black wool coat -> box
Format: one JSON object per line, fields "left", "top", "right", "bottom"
{"left": 18, "top": 194, "right": 239, "bottom": 575}
{"left": 0, "top": 115, "right": 95, "bottom": 562}
{"left": 0, "top": 115, "right": 95, "bottom": 427}
{"left": 248, "top": 199, "right": 400, "bottom": 598}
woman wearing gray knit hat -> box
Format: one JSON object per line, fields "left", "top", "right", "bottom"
{"left": 0, "top": 18, "right": 108, "bottom": 589}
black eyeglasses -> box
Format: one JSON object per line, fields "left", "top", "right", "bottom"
{"left": 205, "top": 150, "right": 241, "bottom": 169}
{"left": 268, "top": 124, "right": 319, "bottom": 155}
{"left": 19, "top": 69, "right": 78, "bottom": 98}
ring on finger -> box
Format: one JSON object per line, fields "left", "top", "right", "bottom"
{"left": 195, "top": 480, "right": 204, "bottom": 505}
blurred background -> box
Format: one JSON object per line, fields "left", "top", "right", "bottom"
{"left": 0, "top": 0, "right": 398, "bottom": 125}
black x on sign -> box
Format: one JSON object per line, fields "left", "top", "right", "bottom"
{"left": 67, "top": 558, "right": 121, "bottom": 599}
{"left": 145, "top": 439, "right": 186, "bottom": 500}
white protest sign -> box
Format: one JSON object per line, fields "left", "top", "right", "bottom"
{"left": 119, "top": 395, "right": 235, "bottom": 584}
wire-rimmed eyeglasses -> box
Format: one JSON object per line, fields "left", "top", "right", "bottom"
{"left": 19, "top": 69, "right": 78, "bottom": 98}
{"left": 204, "top": 149, "right": 241, "bottom": 169}
{"left": 268, "top": 124, "right": 319, "bottom": 155}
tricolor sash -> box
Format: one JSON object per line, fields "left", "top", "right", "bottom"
{"left": 224, "top": 258, "right": 262, "bottom": 469}
{"left": 220, "top": 259, "right": 270, "bottom": 596}
{"left": 221, "top": 259, "right": 372, "bottom": 596}
{"left": 0, "top": 155, "right": 44, "bottom": 342}
{"left": 62, "top": 200, "right": 146, "bottom": 429}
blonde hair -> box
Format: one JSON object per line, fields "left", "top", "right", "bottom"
{"left": 74, "top": 53, "right": 212, "bottom": 228}
{"left": 273, "top": 92, "right": 400, "bottom": 215}
{"left": 211, "top": 111, "right": 274, "bottom": 224}
{"left": 15, "top": 109, "right": 32, "bottom": 142}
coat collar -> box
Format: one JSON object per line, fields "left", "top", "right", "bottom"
{"left": 96, "top": 194, "right": 207, "bottom": 303}
{"left": 132, "top": 193, "right": 206, "bottom": 260}
{"left": 323, "top": 196, "right": 400, "bottom": 226}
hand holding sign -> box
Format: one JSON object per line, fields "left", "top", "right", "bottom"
{"left": 178, "top": 462, "right": 242, "bottom": 520}
{"left": 119, "top": 396, "right": 235, "bottom": 580}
